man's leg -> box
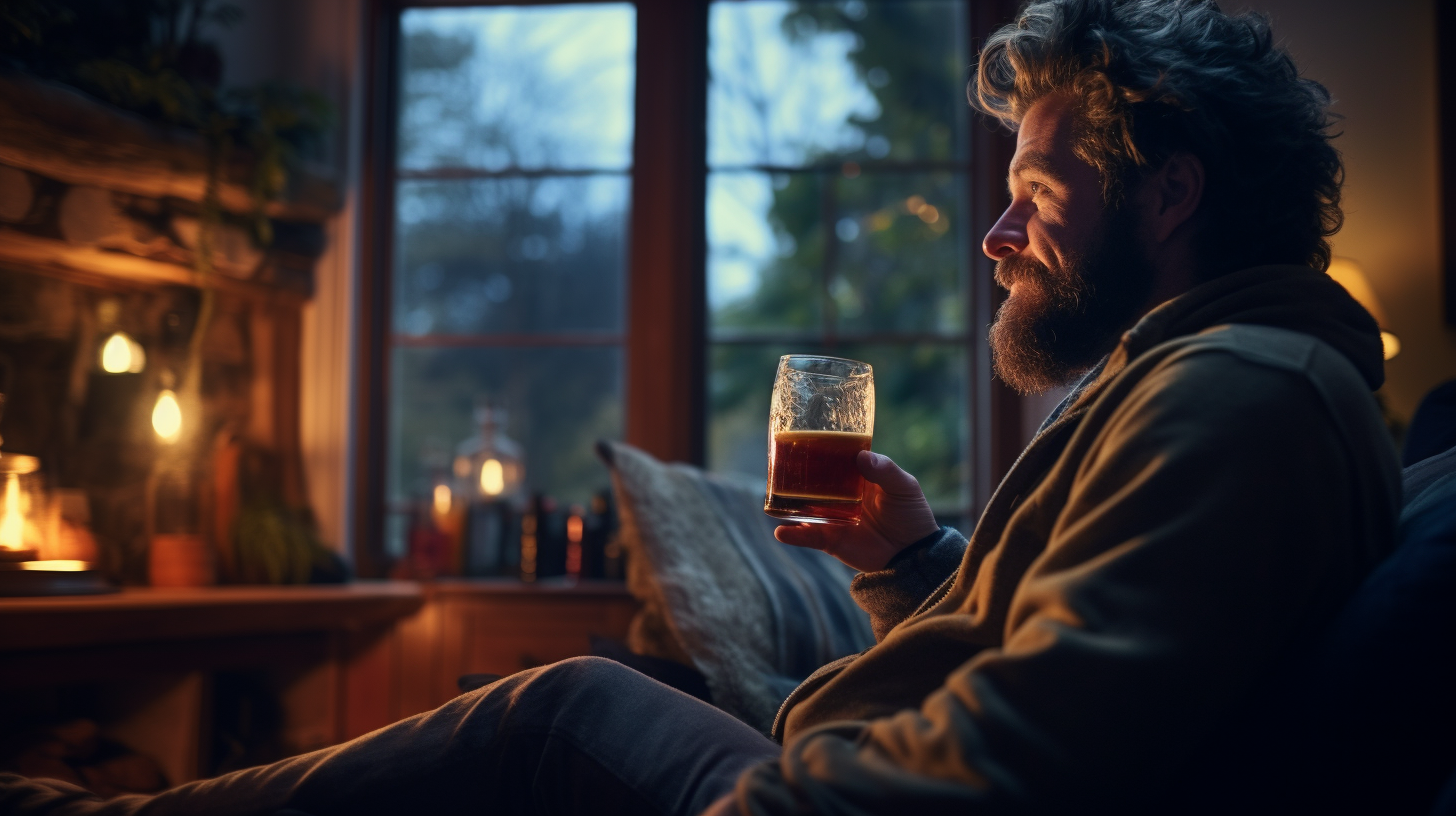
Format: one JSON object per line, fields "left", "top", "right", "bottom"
{"left": 4, "top": 656, "right": 779, "bottom": 816}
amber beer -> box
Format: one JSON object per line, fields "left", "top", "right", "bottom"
{"left": 765, "top": 430, "right": 872, "bottom": 524}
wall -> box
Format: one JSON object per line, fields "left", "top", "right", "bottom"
{"left": 1243, "top": 0, "right": 1456, "bottom": 421}
{"left": 215, "top": 1, "right": 365, "bottom": 555}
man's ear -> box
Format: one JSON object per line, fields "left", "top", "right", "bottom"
{"left": 1142, "top": 152, "right": 1205, "bottom": 242}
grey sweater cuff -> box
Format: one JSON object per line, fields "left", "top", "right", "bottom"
{"left": 849, "top": 526, "right": 969, "bottom": 641}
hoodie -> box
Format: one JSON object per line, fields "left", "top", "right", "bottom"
{"left": 733, "top": 265, "right": 1402, "bottom": 815}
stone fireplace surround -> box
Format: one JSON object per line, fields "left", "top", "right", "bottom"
{"left": 0, "top": 70, "right": 337, "bottom": 585}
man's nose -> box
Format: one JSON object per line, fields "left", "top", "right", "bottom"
{"left": 982, "top": 207, "right": 1029, "bottom": 259}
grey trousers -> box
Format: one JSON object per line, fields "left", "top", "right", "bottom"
{"left": 0, "top": 657, "right": 781, "bottom": 816}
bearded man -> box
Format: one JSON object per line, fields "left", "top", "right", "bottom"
{"left": 1, "top": 1, "right": 1400, "bottom": 815}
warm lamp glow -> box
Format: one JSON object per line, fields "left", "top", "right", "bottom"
{"left": 480, "top": 458, "right": 505, "bottom": 496}
{"left": 1326, "top": 257, "right": 1400, "bottom": 360}
{"left": 433, "top": 483, "right": 453, "bottom": 516}
{"left": 1381, "top": 331, "right": 1401, "bottom": 360}
{"left": 152, "top": 389, "right": 182, "bottom": 442}
{"left": 99, "top": 332, "right": 145, "bottom": 374}
{"left": 0, "top": 474, "right": 23, "bottom": 551}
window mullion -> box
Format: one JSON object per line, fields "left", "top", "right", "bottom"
{"left": 625, "top": 0, "right": 710, "bottom": 466}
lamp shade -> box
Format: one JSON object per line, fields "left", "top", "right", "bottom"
{"left": 1326, "top": 257, "right": 1400, "bottom": 360}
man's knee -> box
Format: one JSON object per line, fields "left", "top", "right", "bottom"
{"left": 465, "top": 655, "right": 639, "bottom": 707}
{"left": 456, "top": 655, "right": 648, "bottom": 735}
{"left": 530, "top": 655, "right": 641, "bottom": 695}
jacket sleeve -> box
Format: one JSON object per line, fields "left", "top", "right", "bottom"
{"left": 848, "top": 527, "right": 967, "bottom": 641}
{"left": 728, "top": 352, "right": 1397, "bottom": 815}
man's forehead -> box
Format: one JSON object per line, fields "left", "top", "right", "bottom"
{"left": 1010, "top": 93, "right": 1082, "bottom": 178}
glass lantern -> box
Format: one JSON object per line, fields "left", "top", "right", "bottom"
{"left": 453, "top": 403, "right": 524, "bottom": 504}
{"left": 0, "top": 452, "right": 47, "bottom": 562}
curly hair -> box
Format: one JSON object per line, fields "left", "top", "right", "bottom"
{"left": 971, "top": 0, "right": 1343, "bottom": 275}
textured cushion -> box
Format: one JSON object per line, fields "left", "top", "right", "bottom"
{"left": 597, "top": 441, "right": 875, "bottom": 734}
{"left": 1183, "top": 445, "right": 1456, "bottom": 814}
{"left": 1403, "top": 379, "right": 1456, "bottom": 466}
{"left": 1290, "top": 460, "right": 1456, "bottom": 813}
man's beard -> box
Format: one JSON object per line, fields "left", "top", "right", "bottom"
{"left": 988, "top": 206, "right": 1157, "bottom": 395}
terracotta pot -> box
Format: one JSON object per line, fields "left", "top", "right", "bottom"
{"left": 148, "top": 533, "right": 214, "bottom": 587}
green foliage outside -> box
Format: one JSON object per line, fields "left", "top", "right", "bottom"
{"left": 389, "top": 21, "right": 627, "bottom": 519}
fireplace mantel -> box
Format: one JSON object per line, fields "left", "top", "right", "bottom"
{"left": 0, "top": 70, "right": 339, "bottom": 297}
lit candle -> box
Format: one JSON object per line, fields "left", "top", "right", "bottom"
{"left": 0, "top": 473, "right": 23, "bottom": 551}
{"left": 480, "top": 458, "right": 505, "bottom": 497}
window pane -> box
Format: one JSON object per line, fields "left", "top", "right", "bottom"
{"left": 707, "top": 1, "right": 968, "bottom": 167}
{"left": 833, "top": 170, "right": 966, "bottom": 334}
{"left": 394, "top": 177, "right": 628, "bottom": 336}
{"left": 708, "top": 342, "right": 966, "bottom": 511}
{"left": 708, "top": 171, "right": 823, "bottom": 336}
{"left": 707, "top": 342, "right": 793, "bottom": 480}
{"left": 399, "top": 5, "right": 636, "bottom": 171}
{"left": 388, "top": 346, "right": 623, "bottom": 512}
{"left": 707, "top": 0, "right": 974, "bottom": 512}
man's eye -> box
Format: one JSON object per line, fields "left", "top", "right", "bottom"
{"left": 1028, "top": 181, "right": 1044, "bottom": 197}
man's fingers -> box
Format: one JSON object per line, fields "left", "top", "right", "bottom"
{"left": 856, "top": 449, "right": 921, "bottom": 495}
{"left": 775, "top": 523, "right": 824, "bottom": 547}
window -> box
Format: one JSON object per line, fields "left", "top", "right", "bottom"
{"left": 705, "top": 1, "right": 976, "bottom": 518}
{"left": 385, "top": 5, "right": 637, "bottom": 558}
{"left": 361, "top": 1, "right": 1010, "bottom": 568}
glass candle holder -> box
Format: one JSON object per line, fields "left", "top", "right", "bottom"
{"left": 0, "top": 452, "right": 48, "bottom": 561}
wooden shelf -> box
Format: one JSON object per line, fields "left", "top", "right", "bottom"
{"left": 0, "top": 582, "right": 424, "bottom": 651}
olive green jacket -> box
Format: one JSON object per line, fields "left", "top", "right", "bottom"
{"left": 735, "top": 265, "right": 1402, "bottom": 815}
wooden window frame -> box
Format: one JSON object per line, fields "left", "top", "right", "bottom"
{"left": 1439, "top": 0, "right": 1456, "bottom": 326}
{"left": 355, "top": 0, "right": 1020, "bottom": 574}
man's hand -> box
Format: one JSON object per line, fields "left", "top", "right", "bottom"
{"left": 774, "top": 450, "right": 940, "bottom": 572}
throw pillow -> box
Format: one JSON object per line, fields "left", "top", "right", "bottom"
{"left": 597, "top": 441, "right": 875, "bottom": 734}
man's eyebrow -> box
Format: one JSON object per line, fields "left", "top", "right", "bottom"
{"left": 1008, "top": 151, "right": 1065, "bottom": 183}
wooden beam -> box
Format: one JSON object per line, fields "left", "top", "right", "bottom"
{"left": 0, "top": 72, "right": 340, "bottom": 223}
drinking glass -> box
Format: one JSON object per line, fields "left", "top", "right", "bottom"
{"left": 764, "top": 355, "right": 875, "bottom": 524}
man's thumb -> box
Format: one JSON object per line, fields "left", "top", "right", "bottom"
{"left": 857, "top": 450, "right": 920, "bottom": 495}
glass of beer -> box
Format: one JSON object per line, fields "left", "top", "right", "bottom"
{"left": 764, "top": 355, "right": 875, "bottom": 525}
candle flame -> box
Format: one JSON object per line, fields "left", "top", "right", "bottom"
{"left": 153, "top": 389, "right": 182, "bottom": 442}
{"left": 433, "top": 483, "right": 452, "bottom": 516}
{"left": 0, "top": 473, "right": 23, "bottom": 550}
{"left": 480, "top": 458, "right": 505, "bottom": 496}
